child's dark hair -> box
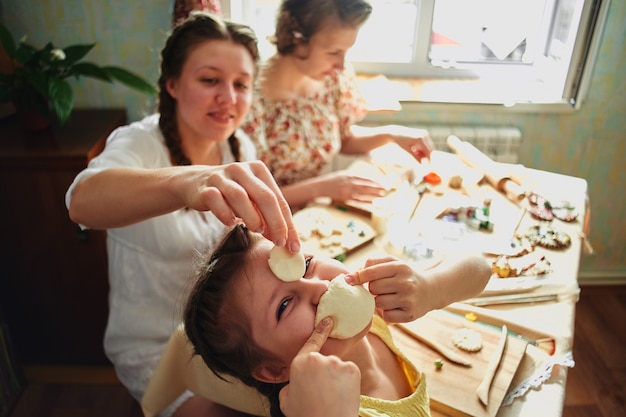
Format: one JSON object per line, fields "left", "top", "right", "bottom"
{"left": 157, "top": 12, "right": 260, "bottom": 166}
{"left": 273, "top": 0, "right": 372, "bottom": 55}
{"left": 184, "top": 224, "right": 287, "bottom": 417}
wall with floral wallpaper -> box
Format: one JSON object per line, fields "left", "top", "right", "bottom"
{"left": 1, "top": 0, "right": 624, "bottom": 282}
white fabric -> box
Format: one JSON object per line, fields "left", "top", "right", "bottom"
{"left": 65, "top": 114, "right": 257, "bottom": 411}
{"left": 503, "top": 351, "right": 575, "bottom": 406}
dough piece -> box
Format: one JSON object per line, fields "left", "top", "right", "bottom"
{"left": 552, "top": 206, "right": 578, "bottom": 222}
{"left": 268, "top": 245, "right": 306, "bottom": 282}
{"left": 315, "top": 274, "right": 375, "bottom": 339}
{"left": 525, "top": 224, "right": 571, "bottom": 249}
{"left": 492, "top": 253, "right": 552, "bottom": 278}
{"left": 448, "top": 175, "right": 463, "bottom": 189}
{"left": 491, "top": 256, "right": 518, "bottom": 278}
{"left": 452, "top": 328, "right": 483, "bottom": 352}
{"left": 528, "top": 204, "right": 554, "bottom": 221}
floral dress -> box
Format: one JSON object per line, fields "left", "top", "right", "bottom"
{"left": 242, "top": 64, "right": 368, "bottom": 186}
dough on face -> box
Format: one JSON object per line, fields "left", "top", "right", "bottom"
{"left": 315, "top": 274, "right": 375, "bottom": 339}
{"left": 268, "top": 245, "right": 306, "bottom": 282}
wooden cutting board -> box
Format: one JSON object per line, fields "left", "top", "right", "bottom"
{"left": 293, "top": 205, "right": 377, "bottom": 258}
{"left": 390, "top": 309, "right": 527, "bottom": 417}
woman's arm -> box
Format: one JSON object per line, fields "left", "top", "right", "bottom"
{"left": 346, "top": 253, "right": 491, "bottom": 323}
{"left": 417, "top": 253, "right": 492, "bottom": 310}
{"left": 343, "top": 125, "right": 434, "bottom": 161}
{"left": 69, "top": 167, "right": 191, "bottom": 229}
{"left": 68, "top": 162, "right": 300, "bottom": 249}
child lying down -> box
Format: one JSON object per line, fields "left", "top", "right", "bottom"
{"left": 181, "top": 223, "right": 490, "bottom": 417}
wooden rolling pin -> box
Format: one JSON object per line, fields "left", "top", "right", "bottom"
{"left": 447, "top": 135, "right": 525, "bottom": 202}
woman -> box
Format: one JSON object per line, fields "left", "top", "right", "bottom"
{"left": 65, "top": 12, "right": 299, "bottom": 417}
{"left": 242, "top": 0, "right": 434, "bottom": 210}
{"left": 184, "top": 224, "right": 491, "bottom": 417}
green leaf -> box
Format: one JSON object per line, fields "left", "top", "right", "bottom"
{"left": 15, "top": 43, "right": 37, "bottom": 66}
{"left": 63, "top": 43, "right": 95, "bottom": 65}
{"left": 25, "top": 70, "right": 49, "bottom": 97}
{"left": 72, "top": 62, "right": 112, "bottom": 82}
{"left": 103, "top": 66, "right": 157, "bottom": 96}
{"left": 48, "top": 78, "right": 73, "bottom": 125}
{"left": 0, "top": 22, "right": 16, "bottom": 58}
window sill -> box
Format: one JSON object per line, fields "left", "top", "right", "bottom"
{"left": 357, "top": 74, "right": 577, "bottom": 114}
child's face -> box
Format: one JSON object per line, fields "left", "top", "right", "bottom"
{"left": 236, "top": 238, "right": 370, "bottom": 381}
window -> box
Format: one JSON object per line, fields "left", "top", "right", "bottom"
{"left": 225, "top": 0, "right": 609, "bottom": 110}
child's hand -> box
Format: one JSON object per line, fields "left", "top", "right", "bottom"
{"left": 279, "top": 317, "right": 360, "bottom": 417}
{"left": 345, "top": 256, "right": 434, "bottom": 323}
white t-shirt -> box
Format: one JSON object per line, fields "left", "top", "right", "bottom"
{"left": 65, "top": 113, "right": 257, "bottom": 365}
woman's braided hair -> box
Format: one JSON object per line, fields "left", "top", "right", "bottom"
{"left": 157, "top": 12, "right": 259, "bottom": 166}
{"left": 272, "top": 0, "right": 372, "bottom": 56}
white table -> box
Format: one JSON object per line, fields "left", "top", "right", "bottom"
{"left": 337, "top": 148, "right": 588, "bottom": 417}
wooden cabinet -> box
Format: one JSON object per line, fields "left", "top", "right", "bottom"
{"left": 0, "top": 109, "right": 127, "bottom": 365}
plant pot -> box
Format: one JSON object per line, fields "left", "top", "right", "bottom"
{"left": 12, "top": 100, "right": 53, "bottom": 132}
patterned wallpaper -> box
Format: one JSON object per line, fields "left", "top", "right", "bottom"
{"left": 1, "top": 0, "right": 624, "bottom": 281}
{"left": 0, "top": 0, "right": 169, "bottom": 121}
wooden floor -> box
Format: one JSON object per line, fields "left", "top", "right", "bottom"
{"left": 6, "top": 284, "right": 626, "bottom": 417}
{"left": 562, "top": 284, "right": 626, "bottom": 417}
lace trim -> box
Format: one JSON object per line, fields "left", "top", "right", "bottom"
{"left": 502, "top": 351, "right": 575, "bottom": 406}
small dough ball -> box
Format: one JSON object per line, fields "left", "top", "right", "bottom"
{"left": 268, "top": 245, "right": 306, "bottom": 282}
{"left": 449, "top": 175, "right": 463, "bottom": 189}
{"left": 315, "top": 274, "right": 375, "bottom": 339}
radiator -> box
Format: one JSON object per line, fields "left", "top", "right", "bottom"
{"left": 421, "top": 125, "right": 522, "bottom": 164}
{"left": 331, "top": 125, "right": 522, "bottom": 171}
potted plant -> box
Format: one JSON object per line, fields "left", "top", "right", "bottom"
{"left": 0, "top": 22, "right": 156, "bottom": 130}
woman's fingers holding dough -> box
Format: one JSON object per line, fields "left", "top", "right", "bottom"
{"left": 268, "top": 245, "right": 306, "bottom": 282}
{"left": 221, "top": 162, "right": 300, "bottom": 250}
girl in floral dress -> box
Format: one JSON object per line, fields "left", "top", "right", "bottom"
{"left": 242, "top": 0, "right": 434, "bottom": 210}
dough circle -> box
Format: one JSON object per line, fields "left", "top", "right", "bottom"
{"left": 268, "top": 245, "right": 306, "bottom": 282}
{"left": 315, "top": 274, "right": 375, "bottom": 339}
{"left": 451, "top": 328, "right": 483, "bottom": 352}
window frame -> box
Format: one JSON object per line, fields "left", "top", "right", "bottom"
{"left": 223, "top": 0, "right": 610, "bottom": 112}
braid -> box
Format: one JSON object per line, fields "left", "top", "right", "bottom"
{"left": 227, "top": 134, "right": 241, "bottom": 162}
{"left": 273, "top": 10, "right": 304, "bottom": 55}
{"left": 157, "top": 76, "right": 190, "bottom": 166}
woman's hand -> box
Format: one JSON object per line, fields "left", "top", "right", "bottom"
{"left": 186, "top": 161, "right": 300, "bottom": 251}
{"left": 345, "top": 253, "right": 491, "bottom": 323}
{"left": 391, "top": 129, "right": 435, "bottom": 162}
{"left": 279, "top": 318, "right": 361, "bottom": 417}
{"left": 319, "top": 170, "right": 387, "bottom": 204}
